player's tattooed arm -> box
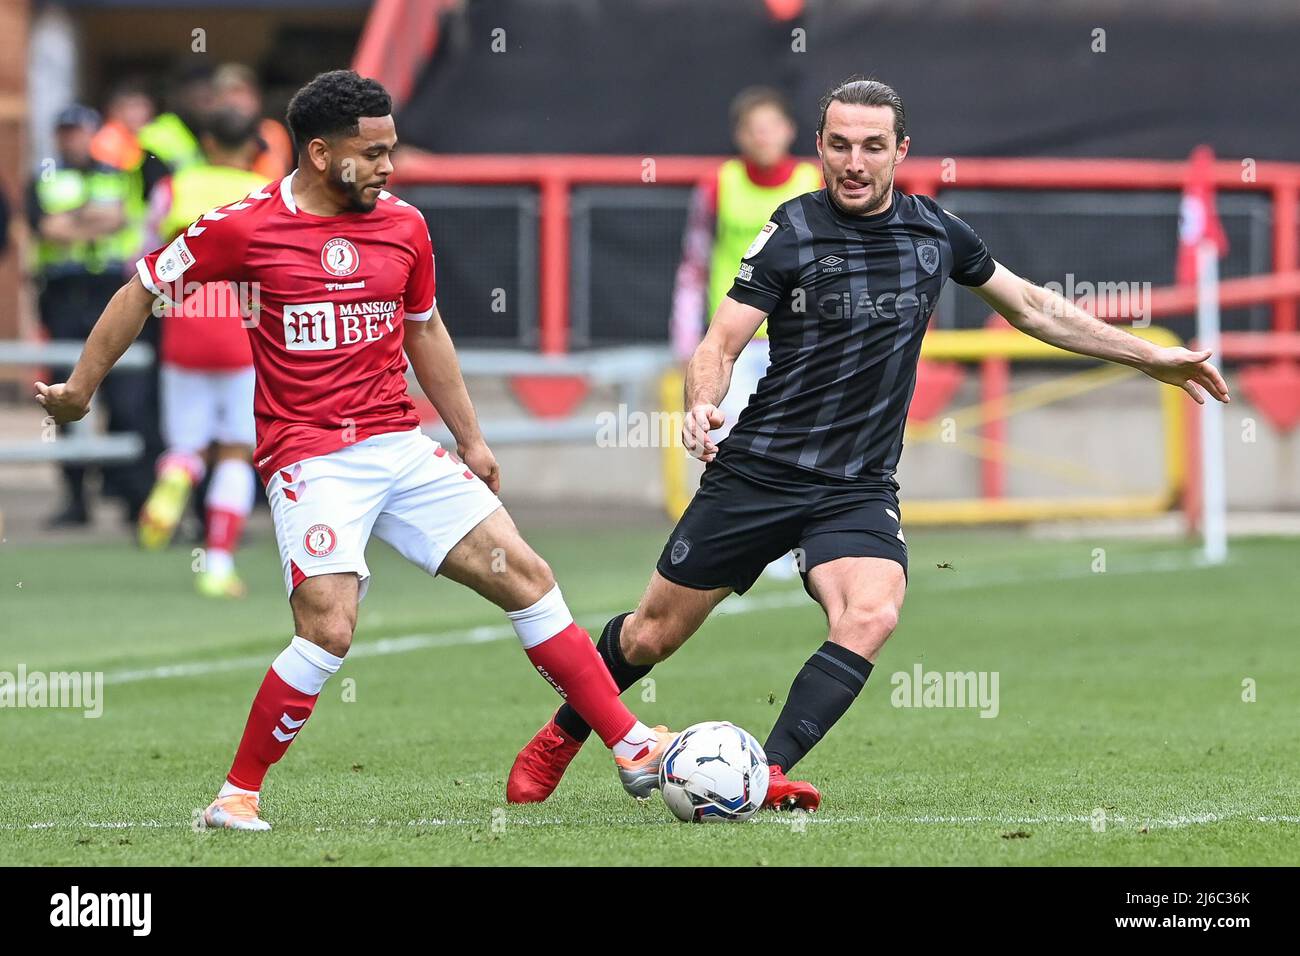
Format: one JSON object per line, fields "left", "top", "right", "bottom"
{"left": 35, "top": 274, "right": 156, "bottom": 424}
{"left": 403, "top": 308, "right": 501, "bottom": 491}
{"left": 682, "top": 296, "right": 767, "bottom": 461}
{"left": 972, "top": 261, "right": 1230, "bottom": 405}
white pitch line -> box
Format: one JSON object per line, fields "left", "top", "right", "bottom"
{"left": 2, "top": 550, "right": 1210, "bottom": 697}
{"left": 6, "top": 811, "right": 1296, "bottom": 832}
{"left": 3, "top": 589, "right": 817, "bottom": 696}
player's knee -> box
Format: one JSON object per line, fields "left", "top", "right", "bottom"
{"left": 516, "top": 553, "right": 556, "bottom": 605}
{"left": 623, "top": 610, "right": 685, "bottom": 665}
{"left": 831, "top": 601, "right": 899, "bottom": 653}
{"left": 299, "top": 614, "right": 355, "bottom": 657}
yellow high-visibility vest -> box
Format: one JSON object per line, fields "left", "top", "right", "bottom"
{"left": 708, "top": 158, "right": 821, "bottom": 338}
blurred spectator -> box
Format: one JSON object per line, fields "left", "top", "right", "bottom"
{"left": 669, "top": 86, "right": 820, "bottom": 370}
{"left": 92, "top": 80, "right": 156, "bottom": 268}
{"left": 90, "top": 79, "right": 155, "bottom": 172}
{"left": 137, "top": 109, "right": 267, "bottom": 597}
{"left": 668, "top": 87, "right": 819, "bottom": 582}
{"left": 138, "top": 64, "right": 215, "bottom": 200}
{"left": 214, "top": 63, "right": 293, "bottom": 179}
{"left": 29, "top": 104, "right": 159, "bottom": 527}
{"left": 0, "top": 178, "right": 10, "bottom": 257}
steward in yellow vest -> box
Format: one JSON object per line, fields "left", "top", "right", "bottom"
{"left": 671, "top": 88, "right": 820, "bottom": 357}
{"left": 29, "top": 104, "right": 159, "bottom": 527}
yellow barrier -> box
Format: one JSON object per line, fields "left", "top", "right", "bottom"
{"left": 660, "top": 367, "right": 691, "bottom": 520}
{"left": 908, "top": 326, "right": 1185, "bottom": 524}
{"left": 659, "top": 326, "right": 1185, "bottom": 525}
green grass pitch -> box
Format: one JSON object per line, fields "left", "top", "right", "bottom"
{"left": 1, "top": 523, "right": 1296, "bottom": 866}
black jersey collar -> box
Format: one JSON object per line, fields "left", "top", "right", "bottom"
{"left": 822, "top": 187, "right": 900, "bottom": 228}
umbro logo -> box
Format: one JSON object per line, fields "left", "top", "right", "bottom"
{"left": 819, "top": 254, "right": 845, "bottom": 274}
{"left": 820, "top": 255, "right": 845, "bottom": 266}
{"left": 798, "top": 719, "right": 822, "bottom": 739}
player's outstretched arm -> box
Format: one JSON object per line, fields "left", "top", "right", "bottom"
{"left": 403, "top": 309, "right": 500, "bottom": 492}
{"left": 972, "top": 261, "right": 1231, "bottom": 405}
{"left": 682, "top": 295, "right": 767, "bottom": 461}
{"left": 34, "top": 274, "right": 157, "bottom": 424}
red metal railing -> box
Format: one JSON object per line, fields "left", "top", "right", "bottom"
{"left": 977, "top": 270, "right": 1300, "bottom": 523}
{"left": 394, "top": 152, "right": 1300, "bottom": 523}
{"left": 393, "top": 153, "right": 1300, "bottom": 352}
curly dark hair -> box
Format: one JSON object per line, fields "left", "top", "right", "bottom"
{"left": 285, "top": 70, "right": 392, "bottom": 150}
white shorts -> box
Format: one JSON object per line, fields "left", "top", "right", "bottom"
{"left": 265, "top": 427, "right": 502, "bottom": 601}
{"left": 161, "top": 363, "right": 256, "bottom": 450}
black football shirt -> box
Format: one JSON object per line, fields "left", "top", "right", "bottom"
{"left": 722, "top": 188, "right": 995, "bottom": 483}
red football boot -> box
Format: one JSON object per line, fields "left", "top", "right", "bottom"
{"left": 506, "top": 716, "right": 585, "bottom": 803}
{"left": 764, "top": 765, "right": 822, "bottom": 811}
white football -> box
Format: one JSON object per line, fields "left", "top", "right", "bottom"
{"left": 658, "top": 720, "right": 770, "bottom": 822}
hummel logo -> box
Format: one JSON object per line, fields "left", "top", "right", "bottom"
{"left": 272, "top": 712, "right": 306, "bottom": 743}
{"left": 819, "top": 255, "right": 845, "bottom": 267}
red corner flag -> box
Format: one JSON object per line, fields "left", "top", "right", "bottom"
{"left": 1176, "top": 145, "right": 1229, "bottom": 285}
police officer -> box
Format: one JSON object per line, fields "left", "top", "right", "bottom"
{"left": 29, "top": 104, "right": 158, "bottom": 527}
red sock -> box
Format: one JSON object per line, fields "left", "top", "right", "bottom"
{"left": 206, "top": 506, "right": 246, "bottom": 554}
{"left": 226, "top": 668, "right": 318, "bottom": 791}
{"left": 524, "top": 622, "right": 636, "bottom": 747}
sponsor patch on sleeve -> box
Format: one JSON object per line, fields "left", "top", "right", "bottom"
{"left": 743, "top": 220, "right": 778, "bottom": 259}
{"left": 155, "top": 234, "right": 195, "bottom": 283}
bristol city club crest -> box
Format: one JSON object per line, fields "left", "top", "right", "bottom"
{"left": 303, "top": 523, "right": 338, "bottom": 557}
{"left": 321, "top": 237, "right": 360, "bottom": 277}
{"left": 914, "top": 238, "right": 940, "bottom": 276}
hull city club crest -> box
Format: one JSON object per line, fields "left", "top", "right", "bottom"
{"left": 914, "top": 238, "right": 940, "bottom": 276}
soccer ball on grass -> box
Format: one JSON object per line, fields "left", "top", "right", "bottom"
{"left": 658, "top": 720, "right": 769, "bottom": 822}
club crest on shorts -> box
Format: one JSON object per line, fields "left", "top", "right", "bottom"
{"left": 321, "top": 237, "right": 359, "bottom": 277}
{"left": 670, "top": 537, "right": 691, "bottom": 565}
{"left": 304, "top": 523, "right": 338, "bottom": 557}
{"left": 914, "top": 238, "right": 940, "bottom": 276}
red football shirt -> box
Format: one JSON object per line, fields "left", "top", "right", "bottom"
{"left": 147, "top": 176, "right": 256, "bottom": 371}
{"left": 136, "top": 171, "right": 437, "bottom": 485}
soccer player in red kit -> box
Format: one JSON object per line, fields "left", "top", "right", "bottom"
{"left": 35, "top": 70, "right": 674, "bottom": 831}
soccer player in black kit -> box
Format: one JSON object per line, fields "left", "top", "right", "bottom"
{"left": 507, "top": 77, "right": 1231, "bottom": 809}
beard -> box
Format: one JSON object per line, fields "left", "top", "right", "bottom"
{"left": 329, "top": 161, "right": 379, "bottom": 213}
{"left": 823, "top": 163, "right": 894, "bottom": 217}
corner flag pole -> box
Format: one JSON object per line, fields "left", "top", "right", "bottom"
{"left": 1196, "top": 238, "right": 1228, "bottom": 565}
{"left": 1179, "top": 145, "right": 1229, "bottom": 565}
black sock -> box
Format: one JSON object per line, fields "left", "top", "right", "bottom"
{"left": 763, "top": 642, "right": 872, "bottom": 773}
{"left": 553, "top": 612, "right": 651, "bottom": 742}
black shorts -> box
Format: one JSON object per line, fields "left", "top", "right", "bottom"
{"left": 656, "top": 447, "right": 908, "bottom": 596}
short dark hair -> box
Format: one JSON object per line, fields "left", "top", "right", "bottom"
{"left": 817, "top": 76, "right": 905, "bottom": 143}
{"left": 730, "top": 86, "right": 796, "bottom": 131}
{"left": 202, "top": 107, "right": 261, "bottom": 152}
{"left": 286, "top": 70, "right": 392, "bottom": 150}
